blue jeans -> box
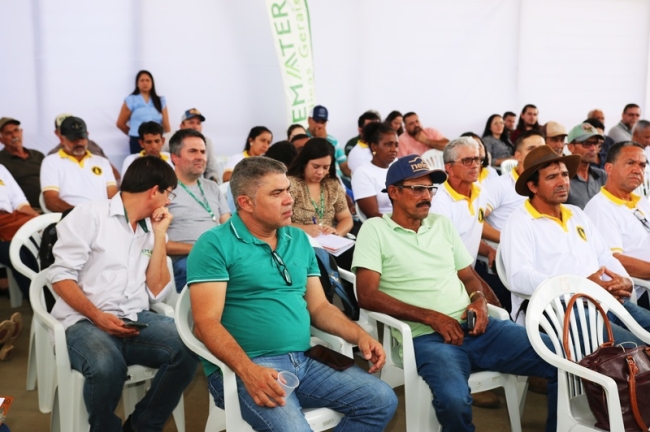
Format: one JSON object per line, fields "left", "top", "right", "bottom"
{"left": 66, "top": 311, "right": 198, "bottom": 432}
{"left": 413, "top": 318, "right": 557, "bottom": 432}
{"left": 171, "top": 256, "right": 187, "bottom": 293}
{"left": 608, "top": 299, "right": 650, "bottom": 346}
{"left": 207, "top": 351, "right": 397, "bottom": 431}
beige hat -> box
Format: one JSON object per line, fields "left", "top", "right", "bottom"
{"left": 543, "top": 121, "right": 567, "bottom": 138}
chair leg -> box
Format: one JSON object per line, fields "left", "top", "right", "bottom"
{"left": 516, "top": 376, "right": 529, "bottom": 418}
{"left": 7, "top": 268, "right": 23, "bottom": 308}
{"left": 172, "top": 395, "right": 186, "bottom": 432}
{"left": 26, "top": 321, "right": 37, "bottom": 390}
{"left": 503, "top": 376, "right": 523, "bottom": 432}
{"left": 205, "top": 393, "right": 226, "bottom": 432}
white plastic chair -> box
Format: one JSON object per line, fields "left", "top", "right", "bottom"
{"left": 29, "top": 270, "right": 186, "bottom": 432}
{"left": 367, "top": 304, "right": 525, "bottom": 432}
{"left": 39, "top": 191, "right": 52, "bottom": 213}
{"left": 499, "top": 159, "right": 518, "bottom": 175}
{"left": 219, "top": 181, "right": 229, "bottom": 195}
{"left": 421, "top": 149, "right": 445, "bottom": 170}
{"left": 9, "top": 212, "right": 62, "bottom": 410}
{"left": 163, "top": 256, "right": 180, "bottom": 309}
{"left": 174, "top": 287, "right": 349, "bottom": 432}
{"left": 338, "top": 268, "right": 378, "bottom": 343}
{"left": 525, "top": 274, "right": 650, "bottom": 431}
{"left": 354, "top": 202, "right": 367, "bottom": 223}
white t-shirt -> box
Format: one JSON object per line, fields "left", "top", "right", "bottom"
{"left": 584, "top": 188, "right": 650, "bottom": 299}
{"left": 501, "top": 200, "right": 630, "bottom": 322}
{"left": 429, "top": 181, "right": 488, "bottom": 263}
{"left": 485, "top": 168, "right": 525, "bottom": 232}
{"left": 40, "top": 150, "right": 116, "bottom": 207}
{"left": 351, "top": 162, "right": 392, "bottom": 215}
{"left": 121, "top": 152, "right": 174, "bottom": 178}
{"left": 347, "top": 142, "right": 373, "bottom": 176}
{"left": 223, "top": 151, "right": 249, "bottom": 174}
{"left": 0, "top": 164, "right": 29, "bottom": 212}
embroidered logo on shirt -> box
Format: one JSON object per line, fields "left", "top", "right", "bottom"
{"left": 576, "top": 226, "right": 587, "bottom": 242}
{"left": 141, "top": 249, "right": 153, "bottom": 257}
{"left": 91, "top": 166, "right": 103, "bottom": 175}
{"left": 478, "top": 208, "right": 485, "bottom": 223}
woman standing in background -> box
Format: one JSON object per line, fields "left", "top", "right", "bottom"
{"left": 116, "top": 70, "right": 171, "bottom": 154}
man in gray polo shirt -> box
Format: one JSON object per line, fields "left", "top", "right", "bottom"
{"left": 167, "top": 129, "right": 230, "bottom": 290}
{"left": 565, "top": 122, "right": 607, "bottom": 209}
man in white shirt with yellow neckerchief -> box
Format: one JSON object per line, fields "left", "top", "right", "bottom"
{"left": 501, "top": 146, "right": 650, "bottom": 346}
{"left": 120, "top": 121, "right": 174, "bottom": 177}
{"left": 483, "top": 130, "right": 545, "bottom": 240}
{"left": 584, "top": 141, "right": 650, "bottom": 308}
{"left": 40, "top": 116, "right": 116, "bottom": 212}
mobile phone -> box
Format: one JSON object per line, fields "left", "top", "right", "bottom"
{"left": 123, "top": 321, "right": 148, "bottom": 330}
{"left": 466, "top": 310, "right": 476, "bottom": 331}
{"left": 305, "top": 345, "right": 355, "bottom": 371}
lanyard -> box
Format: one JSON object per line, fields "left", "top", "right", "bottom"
{"left": 307, "top": 184, "right": 325, "bottom": 222}
{"left": 178, "top": 180, "right": 216, "bottom": 222}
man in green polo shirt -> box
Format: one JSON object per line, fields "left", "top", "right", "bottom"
{"left": 186, "top": 156, "right": 397, "bottom": 431}
{"left": 352, "top": 154, "right": 558, "bottom": 432}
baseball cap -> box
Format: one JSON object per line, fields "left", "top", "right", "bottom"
{"left": 310, "top": 105, "right": 329, "bottom": 122}
{"left": 543, "top": 121, "right": 567, "bottom": 138}
{"left": 181, "top": 108, "right": 205, "bottom": 122}
{"left": 59, "top": 116, "right": 88, "bottom": 141}
{"left": 54, "top": 113, "right": 73, "bottom": 130}
{"left": 567, "top": 123, "right": 604, "bottom": 143}
{"left": 382, "top": 154, "right": 447, "bottom": 193}
{"left": 0, "top": 117, "right": 20, "bottom": 131}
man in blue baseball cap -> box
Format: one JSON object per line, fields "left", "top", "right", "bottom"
{"left": 353, "top": 154, "right": 558, "bottom": 432}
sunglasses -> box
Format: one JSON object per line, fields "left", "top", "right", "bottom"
{"left": 396, "top": 185, "right": 438, "bottom": 196}
{"left": 634, "top": 209, "right": 650, "bottom": 233}
{"left": 271, "top": 251, "right": 292, "bottom": 285}
{"left": 450, "top": 157, "right": 485, "bottom": 166}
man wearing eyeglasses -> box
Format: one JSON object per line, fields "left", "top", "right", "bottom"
{"left": 186, "top": 156, "right": 398, "bottom": 431}
{"left": 47, "top": 156, "right": 198, "bottom": 432}
{"left": 565, "top": 122, "right": 608, "bottom": 209}
{"left": 584, "top": 142, "right": 650, "bottom": 308}
{"left": 353, "top": 154, "right": 558, "bottom": 432}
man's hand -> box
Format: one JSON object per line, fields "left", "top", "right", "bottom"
{"left": 356, "top": 333, "right": 386, "bottom": 374}
{"left": 239, "top": 363, "right": 286, "bottom": 407}
{"left": 426, "top": 312, "right": 464, "bottom": 345}
{"left": 588, "top": 267, "right": 633, "bottom": 302}
{"left": 461, "top": 296, "right": 489, "bottom": 336}
{"left": 93, "top": 312, "right": 139, "bottom": 338}
{"left": 414, "top": 129, "right": 429, "bottom": 145}
{"left": 151, "top": 206, "right": 173, "bottom": 234}
{"left": 486, "top": 247, "right": 496, "bottom": 268}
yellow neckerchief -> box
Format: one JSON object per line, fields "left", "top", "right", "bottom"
{"left": 243, "top": 150, "right": 250, "bottom": 158}
{"left": 57, "top": 149, "right": 92, "bottom": 167}
{"left": 443, "top": 181, "right": 481, "bottom": 215}
{"left": 357, "top": 140, "right": 368, "bottom": 148}
{"left": 138, "top": 150, "right": 169, "bottom": 161}
{"left": 478, "top": 168, "right": 489, "bottom": 183}
{"left": 600, "top": 186, "right": 641, "bottom": 209}
{"left": 524, "top": 199, "right": 573, "bottom": 232}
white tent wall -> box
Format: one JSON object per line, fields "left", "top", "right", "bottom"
{"left": 1, "top": 0, "right": 649, "bottom": 168}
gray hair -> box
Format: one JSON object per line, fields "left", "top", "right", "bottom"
{"left": 633, "top": 119, "right": 650, "bottom": 135}
{"left": 443, "top": 136, "right": 479, "bottom": 164}
{"left": 168, "top": 129, "right": 205, "bottom": 156}
{"left": 230, "top": 157, "right": 287, "bottom": 210}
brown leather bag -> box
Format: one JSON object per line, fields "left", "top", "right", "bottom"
{"left": 563, "top": 293, "right": 650, "bottom": 431}
{"left": 0, "top": 211, "right": 36, "bottom": 242}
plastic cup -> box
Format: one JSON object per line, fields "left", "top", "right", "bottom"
{"left": 277, "top": 371, "right": 299, "bottom": 397}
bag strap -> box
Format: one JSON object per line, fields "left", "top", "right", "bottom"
{"left": 626, "top": 355, "right": 649, "bottom": 431}
{"left": 562, "top": 293, "right": 615, "bottom": 362}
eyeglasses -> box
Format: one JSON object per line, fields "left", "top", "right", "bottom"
{"left": 633, "top": 209, "right": 650, "bottom": 233}
{"left": 396, "top": 185, "right": 438, "bottom": 196}
{"left": 163, "top": 189, "right": 177, "bottom": 201}
{"left": 271, "top": 251, "right": 292, "bottom": 285}
{"left": 576, "top": 139, "right": 603, "bottom": 149}
{"left": 450, "top": 157, "right": 485, "bottom": 166}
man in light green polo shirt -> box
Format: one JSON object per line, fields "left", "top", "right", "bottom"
{"left": 352, "top": 154, "right": 558, "bottom": 432}
{"left": 186, "top": 156, "right": 397, "bottom": 431}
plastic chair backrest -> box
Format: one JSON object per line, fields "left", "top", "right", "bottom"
{"left": 421, "top": 149, "right": 445, "bottom": 170}
{"left": 10, "top": 213, "right": 62, "bottom": 280}
{"left": 500, "top": 159, "right": 518, "bottom": 175}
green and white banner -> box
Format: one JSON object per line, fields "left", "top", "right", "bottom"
{"left": 266, "top": 0, "right": 316, "bottom": 126}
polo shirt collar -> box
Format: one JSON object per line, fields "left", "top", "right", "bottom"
{"left": 138, "top": 150, "right": 170, "bottom": 162}
{"left": 618, "top": 121, "right": 632, "bottom": 134}
{"left": 229, "top": 212, "right": 292, "bottom": 248}
{"left": 478, "top": 168, "right": 489, "bottom": 182}
{"left": 443, "top": 181, "right": 481, "bottom": 215}
{"left": 110, "top": 193, "right": 150, "bottom": 233}
{"left": 243, "top": 150, "right": 250, "bottom": 158}
{"left": 357, "top": 140, "right": 368, "bottom": 149}
{"left": 0, "top": 147, "right": 34, "bottom": 159}
{"left": 600, "top": 186, "right": 641, "bottom": 209}
{"left": 511, "top": 168, "right": 520, "bottom": 181}
{"left": 383, "top": 213, "right": 432, "bottom": 234}
{"left": 524, "top": 199, "right": 573, "bottom": 232}
{"left": 57, "top": 148, "right": 92, "bottom": 167}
